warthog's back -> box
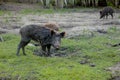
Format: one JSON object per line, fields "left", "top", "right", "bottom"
{"left": 103, "top": 6, "right": 114, "bottom": 13}
{"left": 20, "top": 24, "right": 52, "bottom": 44}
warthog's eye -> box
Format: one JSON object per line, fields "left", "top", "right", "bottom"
{"left": 60, "top": 32, "right": 65, "bottom": 38}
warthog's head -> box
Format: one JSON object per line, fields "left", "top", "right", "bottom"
{"left": 100, "top": 11, "right": 104, "bottom": 19}
{"left": 51, "top": 30, "right": 65, "bottom": 50}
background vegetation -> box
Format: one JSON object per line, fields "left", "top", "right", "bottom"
{"left": 0, "top": 0, "right": 120, "bottom": 8}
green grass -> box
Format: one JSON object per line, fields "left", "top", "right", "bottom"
{"left": 119, "top": 16, "right": 120, "bottom": 19}
{"left": 19, "top": 7, "right": 96, "bottom": 15}
{"left": 0, "top": 10, "right": 12, "bottom": 16}
{"left": 0, "top": 28, "right": 120, "bottom": 80}
{"left": 0, "top": 10, "right": 5, "bottom": 16}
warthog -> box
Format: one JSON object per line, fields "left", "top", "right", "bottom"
{"left": 100, "top": 6, "right": 114, "bottom": 19}
{"left": 16, "top": 24, "right": 65, "bottom": 56}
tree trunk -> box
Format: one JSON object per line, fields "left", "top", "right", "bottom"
{"left": 0, "top": 0, "right": 3, "bottom": 4}
{"left": 88, "top": 0, "right": 90, "bottom": 7}
{"left": 71, "top": 0, "right": 75, "bottom": 7}
{"left": 40, "top": 0, "right": 44, "bottom": 5}
{"left": 45, "top": 0, "right": 50, "bottom": 8}
{"left": 55, "top": 0, "right": 64, "bottom": 8}
{"left": 81, "top": 0, "right": 86, "bottom": 7}
{"left": 95, "top": 0, "right": 98, "bottom": 7}
{"left": 64, "top": 0, "right": 67, "bottom": 7}
{"left": 98, "top": 0, "right": 107, "bottom": 6}
{"left": 115, "top": 0, "right": 119, "bottom": 7}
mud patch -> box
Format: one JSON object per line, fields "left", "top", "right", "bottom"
{"left": 107, "top": 63, "right": 120, "bottom": 75}
{"left": 0, "top": 30, "right": 7, "bottom": 34}
{"left": 109, "top": 76, "right": 120, "bottom": 80}
{"left": 103, "top": 21, "right": 120, "bottom": 25}
{"left": 33, "top": 49, "right": 44, "bottom": 56}
{"left": 51, "top": 47, "right": 68, "bottom": 57}
{"left": 96, "top": 29, "right": 107, "bottom": 34}
{"left": 33, "top": 47, "right": 68, "bottom": 57}
{"left": 107, "top": 62, "right": 120, "bottom": 80}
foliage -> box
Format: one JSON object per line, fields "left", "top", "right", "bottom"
{"left": 107, "top": 1, "right": 114, "bottom": 7}
{"left": 1, "top": 0, "right": 120, "bottom": 8}
{"left": 0, "top": 27, "right": 120, "bottom": 80}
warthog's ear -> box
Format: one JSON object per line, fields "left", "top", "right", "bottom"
{"left": 60, "top": 32, "right": 65, "bottom": 38}
{"left": 51, "top": 30, "right": 55, "bottom": 36}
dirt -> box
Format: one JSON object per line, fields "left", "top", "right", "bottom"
{"left": 109, "top": 76, "right": 120, "bottom": 80}
{"left": 0, "top": 3, "right": 120, "bottom": 36}
{"left": 0, "top": 3, "right": 120, "bottom": 79}
{"left": 107, "top": 62, "right": 120, "bottom": 80}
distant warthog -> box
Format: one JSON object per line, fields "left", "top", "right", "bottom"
{"left": 16, "top": 24, "right": 65, "bottom": 56}
{"left": 100, "top": 6, "right": 114, "bottom": 19}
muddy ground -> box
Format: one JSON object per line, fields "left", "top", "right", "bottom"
{"left": 0, "top": 3, "right": 120, "bottom": 80}
{"left": 0, "top": 3, "right": 120, "bottom": 37}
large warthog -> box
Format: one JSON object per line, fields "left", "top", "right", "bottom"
{"left": 100, "top": 6, "right": 114, "bottom": 19}
{"left": 16, "top": 24, "right": 65, "bottom": 56}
